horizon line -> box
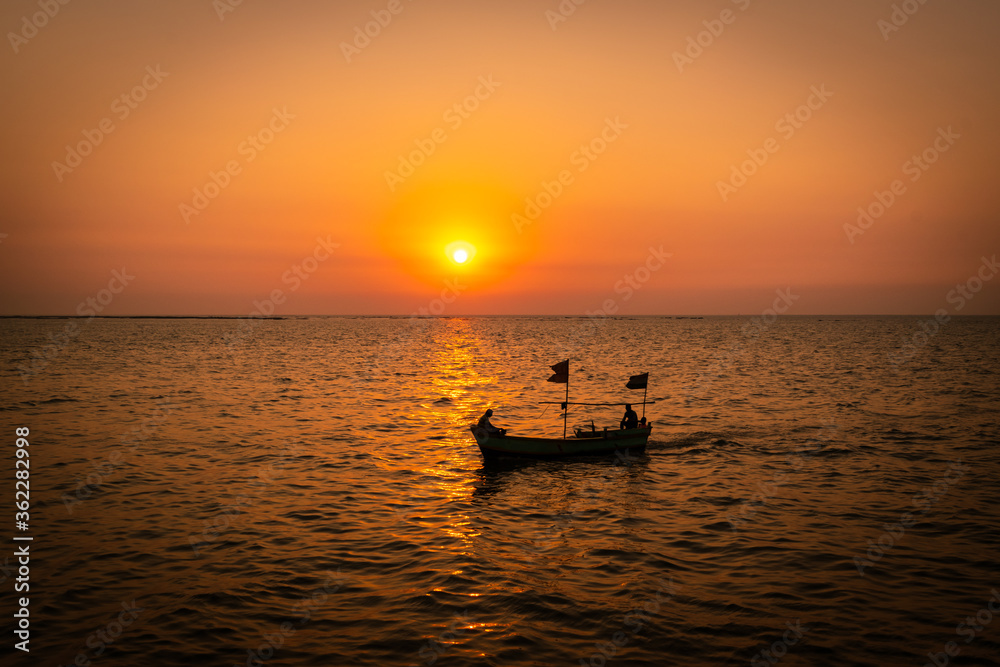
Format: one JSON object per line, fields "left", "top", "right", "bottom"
{"left": 2, "top": 314, "right": 998, "bottom": 320}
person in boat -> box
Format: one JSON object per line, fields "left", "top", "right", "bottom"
{"left": 620, "top": 404, "right": 639, "bottom": 430}
{"left": 478, "top": 409, "right": 506, "bottom": 436}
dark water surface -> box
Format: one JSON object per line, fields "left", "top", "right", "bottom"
{"left": 1, "top": 316, "right": 998, "bottom": 666}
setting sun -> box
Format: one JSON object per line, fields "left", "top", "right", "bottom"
{"left": 444, "top": 240, "right": 477, "bottom": 267}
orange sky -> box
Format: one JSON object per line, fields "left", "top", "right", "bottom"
{"left": 2, "top": 0, "right": 998, "bottom": 315}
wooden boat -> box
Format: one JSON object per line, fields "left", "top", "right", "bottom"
{"left": 470, "top": 423, "right": 652, "bottom": 460}
{"left": 469, "top": 360, "right": 654, "bottom": 461}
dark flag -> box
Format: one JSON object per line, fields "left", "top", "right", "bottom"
{"left": 625, "top": 372, "right": 648, "bottom": 389}
{"left": 548, "top": 359, "right": 569, "bottom": 383}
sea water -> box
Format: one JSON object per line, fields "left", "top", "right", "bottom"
{"left": 1, "top": 316, "right": 998, "bottom": 666}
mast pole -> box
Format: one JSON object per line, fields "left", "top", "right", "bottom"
{"left": 564, "top": 361, "right": 569, "bottom": 439}
{"left": 642, "top": 383, "right": 647, "bottom": 420}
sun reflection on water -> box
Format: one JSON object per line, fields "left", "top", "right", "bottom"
{"left": 412, "top": 319, "right": 505, "bottom": 551}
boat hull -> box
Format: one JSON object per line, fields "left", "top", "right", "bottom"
{"left": 470, "top": 425, "right": 652, "bottom": 460}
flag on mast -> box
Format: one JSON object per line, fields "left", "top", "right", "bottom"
{"left": 548, "top": 359, "right": 569, "bottom": 383}
{"left": 625, "top": 372, "right": 648, "bottom": 389}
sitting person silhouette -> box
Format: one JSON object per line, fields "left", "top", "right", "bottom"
{"left": 478, "top": 409, "right": 506, "bottom": 436}
{"left": 620, "top": 404, "right": 639, "bottom": 430}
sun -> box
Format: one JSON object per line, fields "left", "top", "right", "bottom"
{"left": 445, "top": 240, "right": 476, "bottom": 266}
